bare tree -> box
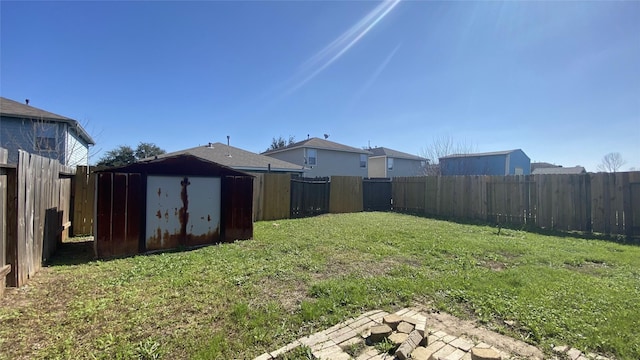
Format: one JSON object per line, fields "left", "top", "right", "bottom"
{"left": 419, "top": 135, "right": 476, "bottom": 175}
{"left": 597, "top": 152, "right": 626, "bottom": 173}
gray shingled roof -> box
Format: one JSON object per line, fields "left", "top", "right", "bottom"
{"left": 368, "top": 147, "right": 426, "bottom": 161}
{"left": 0, "top": 97, "right": 96, "bottom": 145}
{"left": 262, "top": 137, "right": 371, "bottom": 155}
{"left": 532, "top": 166, "right": 586, "bottom": 175}
{"left": 440, "top": 149, "right": 521, "bottom": 159}
{"left": 153, "top": 143, "right": 304, "bottom": 173}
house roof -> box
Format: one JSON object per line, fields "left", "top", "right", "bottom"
{"left": 262, "top": 137, "right": 371, "bottom": 155}
{"left": 440, "top": 149, "right": 523, "bottom": 159}
{"left": 368, "top": 147, "right": 426, "bottom": 161}
{"left": 0, "top": 97, "right": 96, "bottom": 145}
{"left": 532, "top": 166, "right": 586, "bottom": 175}
{"left": 531, "top": 162, "right": 560, "bottom": 171}
{"left": 151, "top": 143, "right": 304, "bottom": 173}
{"left": 97, "top": 153, "right": 252, "bottom": 177}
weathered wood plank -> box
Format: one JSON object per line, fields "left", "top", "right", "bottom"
{"left": 262, "top": 173, "right": 290, "bottom": 221}
{"left": 329, "top": 176, "right": 363, "bottom": 214}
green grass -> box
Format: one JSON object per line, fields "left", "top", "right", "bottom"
{"left": 1, "top": 212, "right": 639, "bottom": 359}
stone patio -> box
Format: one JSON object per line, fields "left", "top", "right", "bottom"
{"left": 253, "top": 307, "right": 612, "bottom": 360}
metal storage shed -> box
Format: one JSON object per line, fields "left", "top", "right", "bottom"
{"left": 94, "top": 154, "right": 253, "bottom": 258}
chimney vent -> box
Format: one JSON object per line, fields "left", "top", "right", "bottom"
{"left": 25, "top": 99, "right": 30, "bottom": 105}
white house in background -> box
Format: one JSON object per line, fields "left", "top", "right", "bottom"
{"left": 0, "top": 97, "right": 95, "bottom": 166}
{"left": 367, "top": 147, "right": 427, "bottom": 178}
{"left": 262, "top": 137, "right": 371, "bottom": 178}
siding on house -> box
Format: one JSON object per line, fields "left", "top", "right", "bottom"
{"left": 368, "top": 157, "right": 386, "bottom": 178}
{"left": 440, "top": 149, "right": 530, "bottom": 176}
{"left": 65, "top": 125, "right": 90, "bottom": 166}
{"left": 263, "top": 137, "right": 370, "bottom": 178}
{"left": 0, "top": 97, "right": 95, "bottom": 166}
{"left": 367, "top": 147, "right": 426, "bottom": 178}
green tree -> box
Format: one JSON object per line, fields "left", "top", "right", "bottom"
{"left": 267, "top": 135, "right": 295, "bottom": 151}
{"left": 135, "top": 142, "right": 166, "bottom": 160}
{"left": 95, "top": 142, "right": 165, "bottom": 167}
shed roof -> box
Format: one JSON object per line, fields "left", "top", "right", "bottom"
{"left": 368, "top": 147, "right": 426, "bottom": 161}
{"left": 152, "top": 143, "right": 304, "bottom": 173}
{"left": 262, "top": 137, "right": 371, "bottom": 155}
{"left": 532, "top": 166, "right": 586, "bottom": 175}
{"left": 0, "top": 97, "right": 96, "bottom": 145}
{"left": 440, "top": 149, "right": 523, "bottom": 159}
{"left": 97, "top": 153, "right": 252, "bottom": 177}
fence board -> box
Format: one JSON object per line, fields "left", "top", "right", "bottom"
{"left": 257, "top": 173, "right": 291, "bottom": 221}
{"left": 72, "top": 166, "right": 95, "bottom": 235}
{"left": 629, "top": 172, "right": 640, "bottom": 237}
{"left": 392, "top": 177, "right": 426, "bottom": 213}
{"left": 0, "top": 150, "right": 8, "bottom": 296}
{"left": 252, "top": 173, "right": 264, "bottom": 222}
{"left": 330, "top": 176, "right": 363, "bottom": 213}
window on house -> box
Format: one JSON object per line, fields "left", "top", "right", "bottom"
{"left": 34, "top": 123, "right": 58, "bottom": 151}
{"left": 360, "top": 154, "right": 367, "bottom": 168}
{"left": 306, "top": 149, "right": 317, "bottom": 166}
{"left": 387, "top": 158, "right": 394, "bottom": 170}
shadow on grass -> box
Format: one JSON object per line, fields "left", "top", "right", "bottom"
{"left": 47, "top": 237, "right": 230, "bottom": 267}
{"left": 48, "top": 239, "right": 95, "bottom": 266}
{"left": 388, "top": 210, "right": 640, "bottom": 246}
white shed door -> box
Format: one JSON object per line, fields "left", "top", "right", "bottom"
{"left": 146, "top": 176, "right": 221, "bottom": 251}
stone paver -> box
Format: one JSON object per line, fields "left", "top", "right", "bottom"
{"left": 253, "top": 307, "right": 612, "bottom": 360}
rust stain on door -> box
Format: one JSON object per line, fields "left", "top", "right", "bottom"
{"left": 146, "top": 176, "right": 221, "bottom": 251}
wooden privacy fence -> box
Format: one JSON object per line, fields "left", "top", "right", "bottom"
{"left": 1, "top": 149, "right": 74, "bottom": 295}
{"left": 393, "top": 173, "right": 640, "bottom": 237}
{"left": 73, "top": 171, "right": 640, "bottom": 238}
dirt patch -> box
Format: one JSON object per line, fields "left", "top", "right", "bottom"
{"left": 478, "top": 259, "right": 507, "bottom": 272}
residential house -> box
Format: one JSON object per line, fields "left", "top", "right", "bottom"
{"left": 153, "top": 142, "right": 304, "bottom": 175}
{"left": 367, "top": 147, "right": 427, "bottom": 178}
{"left": 440, "top": 149, "right": 530, "bottom": 176}
{"left": 262, "top": 137, "right": 371, "bottom": 178}
{"left": 0, "top": 97, "right": 95, "bottom": 166}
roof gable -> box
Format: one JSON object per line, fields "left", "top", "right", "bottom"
{"left": 97, "top": 153, "right": 252, "bottom": 176}
{"left": 0, "top": 97, "right": 96, "bottom": 145}
{"left": 262, "top": 137, "right": 370, "bottom": 155}
{"left": 368, "top": 147, "right": 426, "bottom": 161}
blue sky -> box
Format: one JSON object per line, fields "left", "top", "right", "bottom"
{"left": 1, "top": 0, "right": 639, "bottom": 171}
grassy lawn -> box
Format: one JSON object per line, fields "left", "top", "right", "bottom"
{"left": 1, "top": 212, "right": 639, "bottom": 359}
